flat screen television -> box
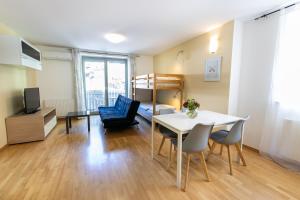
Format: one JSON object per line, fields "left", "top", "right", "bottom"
{"left": 24, "top": 88, "right": 40, "bottom": 114}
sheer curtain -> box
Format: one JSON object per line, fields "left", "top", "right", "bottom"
{"left": 72, "top": 49, "right": 86, "bottom": 111}
{"left": 128, "top": 55, "right": 136, "bottom": 98}
{"left": 259, "top": 5, "right": 300, "bottom": 170}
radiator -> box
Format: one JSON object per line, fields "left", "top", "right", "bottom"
{"left": 43, "top": 99, "right": 75, "bottom": 117}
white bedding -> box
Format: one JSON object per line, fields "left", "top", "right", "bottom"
{"left": 135, "top": 76, "right": 181, "bottom": 90}
{"left": 152, "top": 77, "right": 181, "bottom": 80}
{"left": 139, "top": 102, "right": 176, "bottom": 114}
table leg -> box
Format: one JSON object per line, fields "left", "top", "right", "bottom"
{"left": 176, "top": 132, "right": 182, "bottom": 189}
{"left": 151, "top": 119, "right": 155, "bottom": 159}
{"left": 69, "top": 118, "right": 72, "bottom": 128}
{"left": 237, "top": 124, "right": 245, "bottom": 162}
{"left": 87, "top": 116, "right": 90, "bottom": 132}
{"left": 66, "top": 117, "right": 69, "bottom": 134}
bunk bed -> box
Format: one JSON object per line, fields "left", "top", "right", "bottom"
{"left": 132, "top": 73, "right": 184, "bottom": 121}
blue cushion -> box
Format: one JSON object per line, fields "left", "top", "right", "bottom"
{"left": 116, "top": 97, "right": 131, "bottom": 115}
{"left": 98, "top": 95, "right": 132, "bottom": 118}
{"left": 98, "top": 107, "right": 119, "bottom": 114}
{"left": 98, "top": 95, "right": 140, "bottom": 129}
{"left": 210, "top": 130, "right": 229, "bottom": 143}
{"left": 100, "top": 112, "right": 126, "bottom": 120}
{"left": 114, "top": 95, "right": 122, "bottom": 109}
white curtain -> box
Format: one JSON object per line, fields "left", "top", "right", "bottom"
{"left": 128, "top": 55, "right": 136, "bottom": 99}
{"left": 259, "top": 5, "right": 300, "bottom": 171}
{"left": 72, "top": 49, "right": 86, "bottom": 111}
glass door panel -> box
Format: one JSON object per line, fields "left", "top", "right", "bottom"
{"left": 107, "top": 60, "right": 128, "bottom": 106}
{"left": 82, "top": 56, "right": 128, "bottom": 110}
{"left": 83, "top": 59, "right": 106, "bottom": 111}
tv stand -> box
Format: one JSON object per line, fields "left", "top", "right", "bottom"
{"left": 5, "top": 107, "right": 57, "bottom": 144}
{"left": 24, "top": 108, "right": 40, "bottom": 114}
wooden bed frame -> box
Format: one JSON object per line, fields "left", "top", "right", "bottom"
{"left": 131, "top": 73, "right": 184, "bottom": 115}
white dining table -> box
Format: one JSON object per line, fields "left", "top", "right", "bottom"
{"left": 151, "top": 110, "right": 243, "bottom": 189}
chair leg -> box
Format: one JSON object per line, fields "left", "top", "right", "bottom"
{"left": 157, "top": 136, "right": 166, "bottom": 155}
{"left": 183, "top": 154, "right": 191, "bottom": 192}
{"left": 220, "top": 144, "right": 223, "bottom": 156}
{"left": 227, "top": 145, "right": 233, "bottom": 175}
{"left": 211, "top": 142, "right": 216, "bottom": 153}
{"left": 235, "top": 143, "right": 247, "bottom": 166}
{"left": 174, "top": 146, "right": 177, "bottom": 162}
{"left": 208, "top": 140, "right": 212, "bottom": 150}
{"left": 200, "top": 152, "right": 210, "bottom": 181}
{"left": 167, "top": 141, "right": 172, "bottom": 169}
{"left": 206, "top": 141, "right": 216, "bottom": 161}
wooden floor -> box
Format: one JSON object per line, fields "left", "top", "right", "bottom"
{"left": 0, "top": 116, "right": 300, "bottom": 200}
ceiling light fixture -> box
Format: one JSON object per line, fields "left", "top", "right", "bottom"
{"left": 104, "top": 33, "right": 126, "bottom": 43}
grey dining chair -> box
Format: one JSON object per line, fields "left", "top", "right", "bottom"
{"left": 157, "top": 109, "right": 177, "bottom": 168}
{"left": 208, "top": 116, "right": 249, "bottom": 175}
{"left": 171, "top": 123, "right": 214, "bottom": 191}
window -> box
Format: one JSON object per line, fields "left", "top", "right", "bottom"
{"left": 272, "top": 7, "right": 300, "bottom": 113}
{"left": 82, "top": 56, "right": 128, "bottom": 111}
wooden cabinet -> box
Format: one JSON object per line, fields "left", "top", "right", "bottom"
{"left": 5, "top": 107, "right": 57, "bottom": 144}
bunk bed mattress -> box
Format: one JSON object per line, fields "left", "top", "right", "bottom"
{"left": 135, "top": 76, "right": 182, "bottom": 89}
{"left": 156, "top": 77, "right": 181, "bottom": 80}
{"left": 135, "top": 82, "right": 180, "bottom": 88}
{"left": 137, "top": 102, "right": 176, "bottom": 121}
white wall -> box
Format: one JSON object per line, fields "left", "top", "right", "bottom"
{"left": 235, "top": 14, "right": 280, "bottom": 149}
{"left": 154, "top": 22, "right": 235, "bottom": 112}
{"left": 135, "top": 55, "right": 153, "bottom": 75}
{"left": 36, "top": 46, "right": 75, "bottom": 116}
{"left": 36, "top": 46, "right": 153, "bottom": 116}
{"left": 0, "top": 22, "right": 37, "bottom": 148}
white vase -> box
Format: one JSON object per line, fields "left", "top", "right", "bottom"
{"left": 186, "top": 109, "right": 197, "bottom": 118}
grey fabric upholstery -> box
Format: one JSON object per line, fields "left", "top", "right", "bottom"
{"left": 209, "top": 130, "right": 229, "bottom": 143}
{"left": 182, "top": 123, "right": 214, "bottom": 153}
{"left": 210, "top": 117, "right": 249, "bottom": 145}
{"left": 158, "top": 109, "right": 177, "bottom": 138}
{"left": 159, "top": 126, "right": 177, "bottom": 138}
{"left": 172, "top": 123, "right": 214, "bottom": 153}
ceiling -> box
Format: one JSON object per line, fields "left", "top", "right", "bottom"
{"left": 0, "top": 0, "right": 288, "bottom": 55}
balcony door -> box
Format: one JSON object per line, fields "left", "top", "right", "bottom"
{"left": 82, "top": 56, "right": 128, "bottom": 111}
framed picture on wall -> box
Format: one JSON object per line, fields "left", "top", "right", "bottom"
{"left": 204, "top": 56, "right": 222, "bottom": 81}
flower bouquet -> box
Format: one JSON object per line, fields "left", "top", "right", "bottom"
{"left": 183, "top": 99, "right": 200, "bottom": 118}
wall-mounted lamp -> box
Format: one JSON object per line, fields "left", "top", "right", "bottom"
{"left": 209, "top": 35, "right": 218, "bottom": 54}
{"left": 173, "top": 90, "right": 181, "bottom": 98}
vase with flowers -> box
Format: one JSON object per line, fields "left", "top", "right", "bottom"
{"left": 183, "top": 99, "right": 200, "bottom": 118}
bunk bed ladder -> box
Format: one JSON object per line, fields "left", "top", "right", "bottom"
{"left": 152, "top": 73, "right": 157, "bottom": 115}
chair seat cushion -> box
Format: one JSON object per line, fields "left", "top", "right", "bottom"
{"left": 171, "top": 134, "right": 189, "bottom": 145}
{"left": 98, "top": 107, "right": 118, "bottom": 114}
{"left": 159, "top": 126, "right": 177, "bottom": 138}
{"left": 98, "top": 95, "right": 140, "bottom": 129}
{"left": 210, "top": 130, "right": 229, "bottom": 143}
{"left": 99, "top": 108, "right": 126, "bottom": 120}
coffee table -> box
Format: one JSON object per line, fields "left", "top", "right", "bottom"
{"left": 65, "top": 111, "right": 90, "bottom": 134}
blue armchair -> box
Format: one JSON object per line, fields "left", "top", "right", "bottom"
{"left": 98, "top": 95, "right": 140, "bottom": 129}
